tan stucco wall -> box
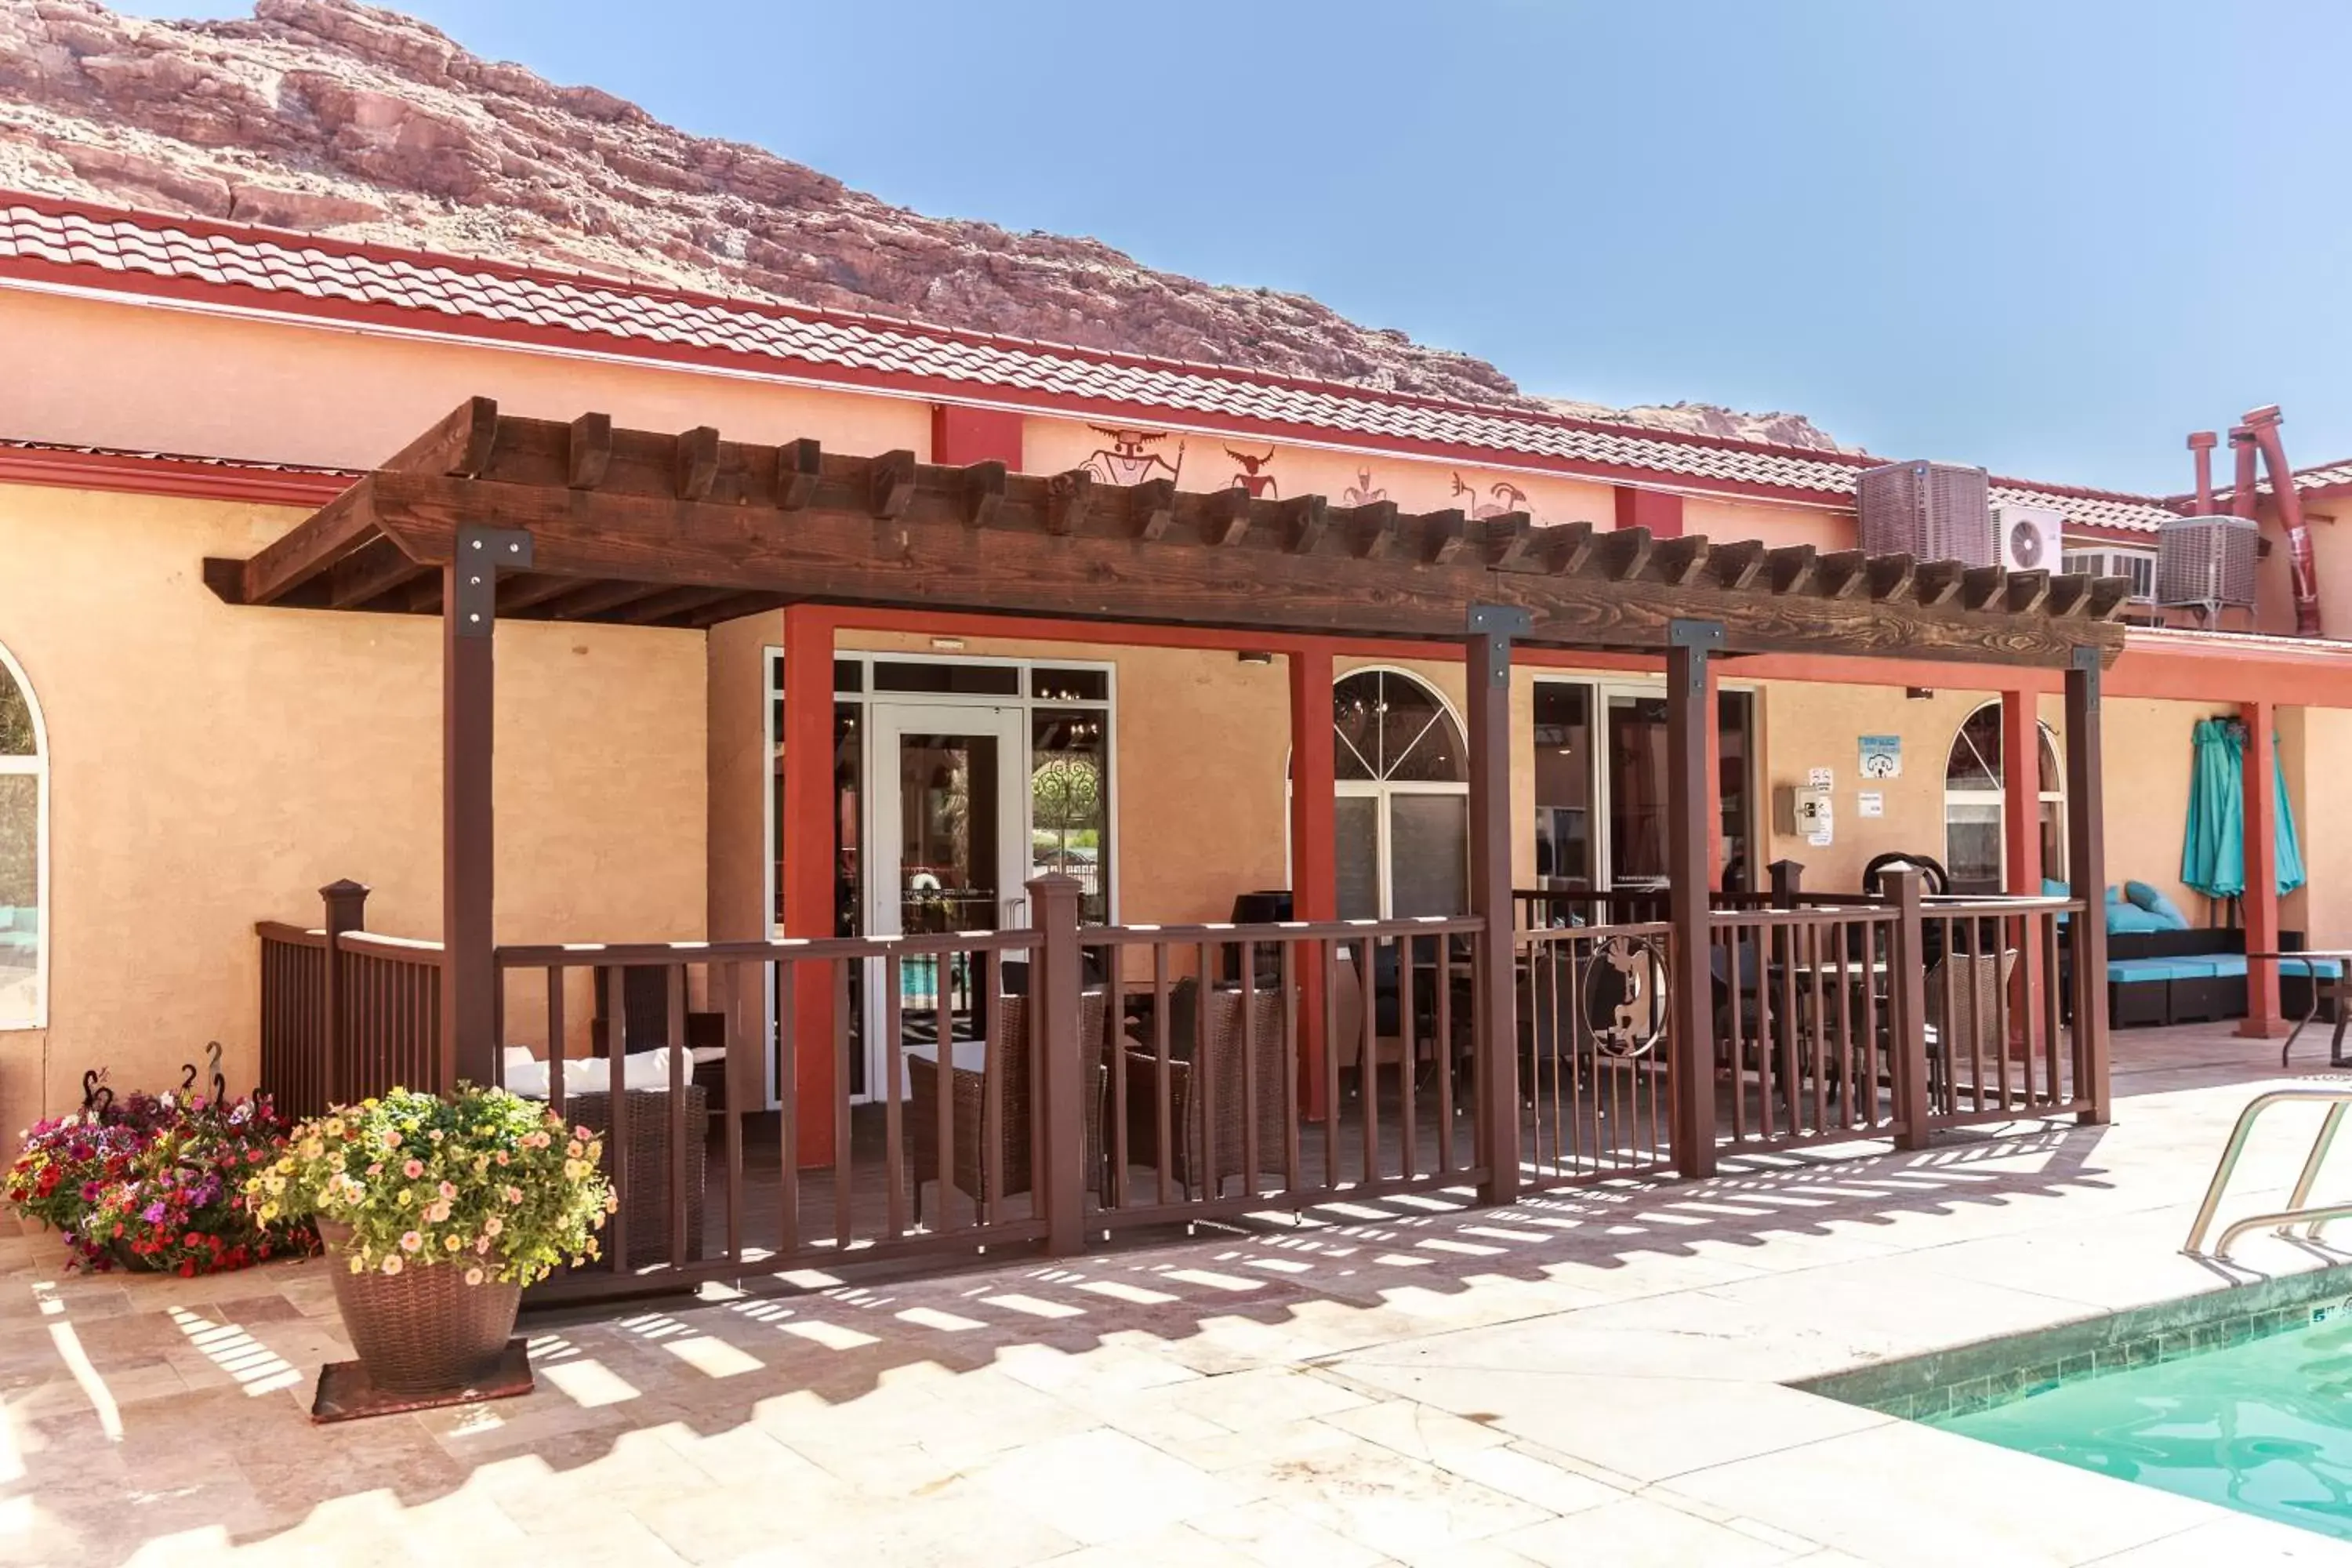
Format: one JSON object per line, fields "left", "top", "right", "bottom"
{"left": 0, "top": 288, "right": 927, "bottom": 472}
{"left": 0, "top": 481, "right": 706, "bottom": 1120}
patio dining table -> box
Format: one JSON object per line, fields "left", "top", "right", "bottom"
{"left": 2250, "top": 950, "right": 2352, "bottom": 1069}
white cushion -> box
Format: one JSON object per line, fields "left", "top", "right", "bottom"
{"left": 503, "top": 1047, "right": 683, "bottom": 1101}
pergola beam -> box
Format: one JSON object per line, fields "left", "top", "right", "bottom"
{"left": 209, "top": 401, "right": 2133, "bottom": 670}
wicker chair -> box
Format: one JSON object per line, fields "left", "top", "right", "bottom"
{"left": 561, "top": 1084, "right": 708, "bottom": 1270}
{"left": 1924, "top": 948, "right": 2020, "bottom": 1112}
{"left": 1122, "top": 982, "right": 1291, "bottom": 1199}
{"left": 904, "top": 990, "right": 1112, "bottom": 1225}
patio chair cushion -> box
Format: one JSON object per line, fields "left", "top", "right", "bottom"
{"left": 2172, "top": 955, "right": 2249, "bottom": 981}
{"left": 2276, "top": 956, "right": 2345, "bottom": 979}
{"left": 2105, "top": 957, "right": 2190, "bottom": 983}
{"left": 2122, "top": 881, "right": 2192, "bottom": 930}
{"left": 2106, "top": 901, "right": 2176, "bottom": 935}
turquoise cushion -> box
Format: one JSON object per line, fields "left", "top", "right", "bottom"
{"left": 2107, "top": 958, "right": 2184, "bottom": 982}
{"left": 2123, "top": 881, "right": 2192, "bottom": 931}
{"left": 2278, "top": 956, "right": 2345, "bottom": 980}
{"left": 2107, "top": 902, "right": 2175, "bottom": 935}
{"left": 2042, "top": 878, "right": 2070, "bottom": 900}
{"left": 2167, "top": 956, "right": 2245, "bottom": 980}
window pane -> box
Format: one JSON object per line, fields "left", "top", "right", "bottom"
{"left": 1947, "top": 706, "right": 2001, "bottom": 789}
{"left": 1385, "top": 706, "right": 1468, "bottom": 782}
{"left": 870, "top": 661, "right": 1021, "bottom": 695}
{"left": 832, "top": 659, "right": 863, "bottom": 693}
{"left": 1606, "top": 695, "right": 1671, "bottom": 887}
{"left": 0, "top": 666, "right": 30, "bottom": 757}
{"left": 1946, "top": 801, "right": 2002, "bottom": 894}
{"left": 1030, "top": 667, "right": 1109, "bottom": 702}
{"left": 1533, "top": 682, "right": 1593, "bottom": 887}
{"left": 1389, "top": 794, "right": 1468, "bottom": 918}
{"left": 0, "top": 773, "right": 36, "bottom": 1026}
{"left": 2039, "top": 800, "right": 2066, "bottom": 884}
{"left": 1336, "top": 796, "right": 1380, "bottom": 920}
{"left": 1370, "top": 672, "right": 1446, "bottom": 779}
{"left": 1332, "top": 673, "right": 1381, "bottom": 782}
{"left": 1032, "top": 709, "right": 1109, "bottom": 924}
{"left": 2038, "top": 728, "right": 2062, "bottom": 795}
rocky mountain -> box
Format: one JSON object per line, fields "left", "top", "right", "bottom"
{"left": 0, "top": 0, "right": 1849, "bottom": 451}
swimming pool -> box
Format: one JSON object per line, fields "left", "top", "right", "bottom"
{"left": 1933, "top": 1312, "right": 2352, "bottom": 1541}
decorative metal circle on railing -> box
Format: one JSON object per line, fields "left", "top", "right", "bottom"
{"left": 1583, "top": 934, "right": 1669, "bottom": 1058}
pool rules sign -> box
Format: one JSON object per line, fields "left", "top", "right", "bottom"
{"left": 1859, "top": 735, "right": 1902, "bottom": 780}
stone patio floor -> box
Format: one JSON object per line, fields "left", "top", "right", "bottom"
{"left": 10, "top": 1025, "right": 2352, "bottom": 1566}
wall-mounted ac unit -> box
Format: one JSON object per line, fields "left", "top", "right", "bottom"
{"left": 1857, "top": 460, "right": 1993, "bottom": 566}
{"left": 2157, "top": 514, "right": 2259, "bottom": 613}
{"left": 2059, "top": 545, "right": 2157, "bottom": 602}
{"left": 1993, "top": 504, "right": 2063, "bottom": 575}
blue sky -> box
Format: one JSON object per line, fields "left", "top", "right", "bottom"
{"left": 120, "top": 1, "right": 2352, "bottom": 494}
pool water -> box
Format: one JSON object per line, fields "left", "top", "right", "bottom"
{"left": 1936, "top": 1316, "right": 2352, "bottom": 1540}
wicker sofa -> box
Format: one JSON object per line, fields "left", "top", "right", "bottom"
{"left": 2103, "top": 927, "right": 2332, "bottom": 1027}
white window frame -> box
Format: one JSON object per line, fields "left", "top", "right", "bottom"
{"left": 1532, "top": 675, "right": 1762, "bottom": 893}
{"left": 1943, "top": 701, "right": 2066, "bottom": 891}
{"left": 0, "top": 637, "right": 49, "bottom": 1032}
{"left": 1329, "top": 666, "right": 1469, "bottom": 920}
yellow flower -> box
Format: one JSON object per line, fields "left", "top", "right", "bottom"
{"left": 347, "top": 1256, "right": 365, "bottom": 1275}
{"left": 397, "top": 1190, "right": 412, "bottom": 1207}
{"left": 444, "top": 1234, "right": 463, "bottom": 1251}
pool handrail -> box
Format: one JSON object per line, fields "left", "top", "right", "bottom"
{"left": 2183, "top": 1087, "right": 2352, "bottom": 1259}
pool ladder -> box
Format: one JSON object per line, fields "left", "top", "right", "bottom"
{"left": 2184, "top": 1087, "right": 2352, "bottom": 1260}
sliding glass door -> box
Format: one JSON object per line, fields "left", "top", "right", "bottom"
{"left": 1534, "top": 680, "right": 1758, "bottom": 894}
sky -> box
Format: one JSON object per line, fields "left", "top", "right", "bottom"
{"left": 115, "top": 1, "right": 2352, "bottom": 495}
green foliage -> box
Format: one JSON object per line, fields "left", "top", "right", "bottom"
{"left": 254, "top": 1085, "right": 615, "bottom": 1288}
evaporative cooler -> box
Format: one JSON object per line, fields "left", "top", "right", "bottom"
{"left": 2155, "top": 514, "right": 2259, "bottom": 620}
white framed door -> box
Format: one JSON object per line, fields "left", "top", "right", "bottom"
{"left": 861, "top": 702, "right": 1027, "bottom": 1098}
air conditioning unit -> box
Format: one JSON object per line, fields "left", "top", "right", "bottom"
{"left": 2060, "top": 546, "right": 2157, "bottom": 602}
{"left": 1857, "top": 460, "right": 1993, "bottom": 566}
{"left": 2157, "top": 514, "right": 2259, "bottom": 613}
{"left": 1993, "top": 503, "right": 2063, "bottom": 574}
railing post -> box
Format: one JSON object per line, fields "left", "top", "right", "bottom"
{"left": 1466, "top": 606, "right": 1526, "bottom": 1207}
{"left": 1887, "top": 869, "right": 1931, "bottom": 1149}
{"left": 1767, "top": 859, "right": 1805, "bottom": 910}
{"left": 1029, "top": 873, "right": 1087, "bottom": 1255}
{"left": 442, "top": 524, "right": 531, "bottom": 1093}
{"left": 318, "top": 878, "right": 369, "bottom": 1110}
{"left": 1667, "top": 620, "right": 1723, "bottom": 1180}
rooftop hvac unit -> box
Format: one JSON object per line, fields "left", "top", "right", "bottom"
{"left": 2156, "top": 514, "right": 2259, "bottom": 615}
{"left": 1992, "top": 503, "right": 2063, "bottom": 574}
{"left": 1857, "top": 460, "right": 1994, "bottom": 567}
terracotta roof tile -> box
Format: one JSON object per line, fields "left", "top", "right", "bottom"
{"left": 0, "top": 198, "right": 2183, "bottom": 535}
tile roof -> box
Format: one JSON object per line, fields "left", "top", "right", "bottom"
{"left": 0, "top": 196, "right": 2180, "bottom": 535}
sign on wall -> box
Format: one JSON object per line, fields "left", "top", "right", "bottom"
{"left": 1858, "top": 790, "right": 1886, "bottom": 818}
{"left": 1859, "top": 735, "right": 1903, "bottom": 779}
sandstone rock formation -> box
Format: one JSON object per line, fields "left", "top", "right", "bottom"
{"left": 0, "top": 0, "right": 1847, "bottom": 449}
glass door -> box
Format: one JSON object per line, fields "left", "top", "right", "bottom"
{"left": 865, "top": 702, "right": 1026, "bottom": 1098}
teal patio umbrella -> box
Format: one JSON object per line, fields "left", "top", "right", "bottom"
{"left": 2181, "top": 719, "right": 2304, "bottom": 898}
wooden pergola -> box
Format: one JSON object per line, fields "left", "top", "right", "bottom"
{"left": 210, "top": 397, "right": 2125, "bottom": 1175}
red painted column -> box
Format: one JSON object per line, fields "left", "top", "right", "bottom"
{"left": 1289, "top": 643, "right": 1336, "bottom": 1120}
{"left": 2002, "top": 690, "right": 2042, "bottom": 895}
{"left": 1613, "top": 485, "right": 1685, "bottom": 539}
{"left": 930, "top": 405, "right": 1024, "bottom": 469}
{"left": 2241, "top": 700, "right": 2282, "bottom": 1039}
{"left": 782, "top": 604, "right": 841, "bottom": 1163}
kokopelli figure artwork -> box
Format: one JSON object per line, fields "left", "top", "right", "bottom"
{"left": 1451, "top": 472, "right": 1530, "bottom": 519}
{"left": 1083, "top": 427, "right": 1185, "bottom": 486}
{"left": 1225, "top": 446, "right": 1279, "bottom": 499}
{"left": 1343, "top": 469, "right": 1388, "bottom": 506}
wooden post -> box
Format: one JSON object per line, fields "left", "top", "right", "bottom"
{"left": 318, "top": 878, "right": 368, "bottom": 1109}
{"left": 1466, "top": 607, "right": 1526, "bottom": 1207}
{"left": 2241, "top": 699, "right": 2281, "bottom": 1039}
{"left": 442, "top": 528, "right": 528, "bottom": 1091}
{"left": 1887, "top": 868, "right": 1931, "bottom": 1148}
{"left": 1666, "top": 620, "right": 1722, "bottom": 1180}
{"left": 2065, "top": 649, "right": 2111, "bottom": 1123}
{"left": 1767, "top": 859, "right": 1805, "bottom": 909}
{"left": 1029, "top": 873, "right": 1087, "bottom": 1255}
{"left": 1704, "top": 659, "right": 1726, "bottom": 891}
{"left": 782, "top": 605, "right": 840, "bottom": 1165}
{"left": 1288, "top": 643, "right": 1336, "bottom": 1121}
{"left": 2002, "top": 689, "right": 2045, "bottom": 1060}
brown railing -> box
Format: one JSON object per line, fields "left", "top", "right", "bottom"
{"left": 255, "top": 883, "right": 445, "bottom": 1120}
{"left": 254, "top": 868, "right": 2102, "bottom": 1304}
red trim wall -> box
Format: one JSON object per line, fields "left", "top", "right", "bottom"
{"left": 1288, "top": 644, "right": 1338, "bottom": 1119}
{"left": 780, "top": 605, "right": 840, "bottom": 1163}
{"left": 929, "top": 405, "right": 1024, "bottom": 469}
{"left": 1615, "top": 485, "right": 1686, "bottom": 539}
{"left": 2241, "top": 701, "right": 2281, "bottom": 1039}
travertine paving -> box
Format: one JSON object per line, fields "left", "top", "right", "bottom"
{"left": 5, "top": 1026, "right": 2352, "bottom": 1566}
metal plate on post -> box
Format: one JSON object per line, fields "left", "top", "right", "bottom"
{"left": 1466, "top": 603, "right": 1532, "bottom": 684}
{"left": 452, "top": 527, "right": 533, "bottom": 637}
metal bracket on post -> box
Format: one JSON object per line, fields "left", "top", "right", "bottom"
{"left": 452, "top": 527, "right": 534, "bottom": 637}
{"left": 1668, "top": 619, "right": 1726, "bottom": 691}
{"left": 1466, "top": 604, "right": 1531, "bottom": 685}
{"left": 2070, "top": 643, "right": 2103, "bottom": 712}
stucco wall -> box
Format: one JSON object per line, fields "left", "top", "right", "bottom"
{"left": 0, "top": 481, "right": 706, "bottom": 1121}
{"left": 0, "top": 288, "right": 927, "bottom": 472}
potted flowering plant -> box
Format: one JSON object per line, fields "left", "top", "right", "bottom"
{"left": 254, "top": 1085, "right": 615, "bottom": 1393}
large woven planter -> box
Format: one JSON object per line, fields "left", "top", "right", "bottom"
{"left": 318, "top": 1220, "right": 520, "bottom": 1393}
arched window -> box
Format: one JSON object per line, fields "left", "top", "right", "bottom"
{"left": 1333, "top": 669, "right": 1468, "bottom": 918}
{"left": 1944, "top": 702, "right": 2063, "bottom": 896}
{"left": 0, "top": 641, "right": 45, "bottom": 1029}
